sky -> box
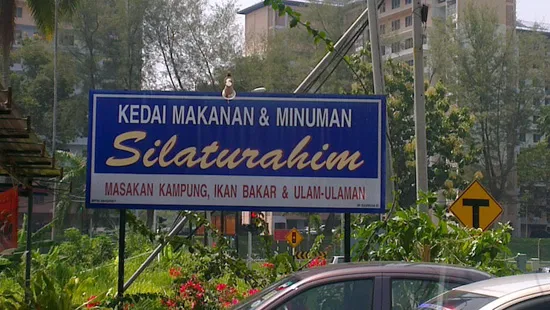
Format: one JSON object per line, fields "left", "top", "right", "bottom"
{"left": 227, "top": 0, "right": 550, "bottom": 26}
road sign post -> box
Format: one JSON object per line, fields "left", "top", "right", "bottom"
{"left": 449, "top": 180, "right": 503, "bottom": 231}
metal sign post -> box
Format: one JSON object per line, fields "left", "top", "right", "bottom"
{"left": 117, "top": 209, "right": 126, "bottom": 302}
{"left": 24, "top": 179, "right": 33, "bottom": 305}
{"left": 344, "top": 213, "right": 351, "bottom": 262}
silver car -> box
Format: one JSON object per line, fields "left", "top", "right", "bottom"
{"left": 418, "top": 273, "right": 550, "bottom": 310}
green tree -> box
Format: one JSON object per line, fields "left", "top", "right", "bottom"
{"left": 429, "top": 4, "right": 550, "bottom": 207}
{"left": 67, "top": 0, "right": 147, "bottom": 91}
{"left": 222, "top": 0, "right": 355, "bottom": 94}
{"left": 10, "top": 38, "right": 83, "bottom": 144}
{"left": 517, "top": 142, "right": 550, "bottom": 235}
{"left": 54, "top": 150, "right": 87, "bottom": 234}
{"left": 0, "top": 0, "right": 79, "bottom": 86}
{"left": 143, "top": 0, "right": 241, "bottom": 91}
{"left": 354, "top": 194, "right": 518, "bottom": 277}
{"left": 348, "top": 50, "right": 477, "bottom": 208}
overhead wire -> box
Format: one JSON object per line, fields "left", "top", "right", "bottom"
{"left": 304, "top": 0, "right": 385, "bottom": 93}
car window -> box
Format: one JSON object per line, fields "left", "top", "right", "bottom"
{"left": 417, "top": 290, "right": 497, "bottom": 310}
{"left": 275, "top": 279, "right": 374, "bottom": 310}
{"left": 392, "top": 279, "right": 461, "bottom": 310}
{"left": 505, "top": 295, "right": 550, "bottom": 310}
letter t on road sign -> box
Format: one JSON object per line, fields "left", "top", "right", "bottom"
{"left": 462, "top": 198, "right": 489, "bottom": 229}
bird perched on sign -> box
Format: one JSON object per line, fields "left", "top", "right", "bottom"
{"left": 222, "top": 73, "right": 236, "bottom": 102}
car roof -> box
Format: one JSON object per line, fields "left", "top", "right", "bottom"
{"left": 452, "top": 273, "right": 550, "bottom": 298}
{"left": 290, "top": 262, "right": 492, "bottom": 282}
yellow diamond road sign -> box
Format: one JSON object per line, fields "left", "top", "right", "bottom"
{"left": 286, "top": 228, "right": 303, "bottom": 248}
{"left": 449, "top": 180, "right": 503, "bottom": 231}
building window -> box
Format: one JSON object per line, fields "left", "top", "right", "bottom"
{"left": 391, "top": 42, "right": 400, "bottom": 53}
{"left": 15, "top": 30, "right": 22, "bottom": 44}
{"left": 406, "top": 0, "right": 412, "bottom": 4}
{"left": 405, "top": 15, "right": 412, "bottom": 27}
{"left": 392, "top": 0, "right": 400, "bottom": 9}
{"left": 380, "top": 24, "right": 386, "bottom": 34}
{"left": 275, "top": 13, "right": 286, "bottom": 27}
{"left": 534, "top": 134, "right": 541, "bottom": 143}
{"left": 520, "top": 133, "right": 526, "bottom": 142}
{"left": 405, "top": 38, "right": 413, "bottom": 49}
{"left": 16, "top": 7, "right": 22, "bottom": 18}
{"left": 545, "top": 98, "right": 550, "bottom": 105}
{"left": 33, "top": 195, "right": 45, "bottom": 204}
{"left": 391, "top": 19, "right": 401, "bottom": 31}
{"left": 380, "top": 1, "right": 386, "bottom": 13}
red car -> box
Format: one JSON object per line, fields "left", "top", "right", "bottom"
{"left": 232, "top": 262, "right": 492, "bottom": 310}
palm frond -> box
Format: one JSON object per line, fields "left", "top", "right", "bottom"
{"left": 26, "top": 0, "right": 80, "bottom": 40}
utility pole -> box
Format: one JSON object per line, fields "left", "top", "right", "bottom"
{"left": 413, "top": 0, "right": 429, "bottom": 213}
{"left": 367, "top": 0, "right": 393, "bottom": 219}
{"left": 367, "top": 0, "right": 384, "bottom": 94}
{"left": 51, "top": 0, "right": 59, "bottom": 240}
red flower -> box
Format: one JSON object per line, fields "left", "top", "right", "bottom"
{"left": 308, "top": 257, "right": 327, "bottom": 268}
{"left": 217, "top": 283, "right": 228, "bottom": 291}
{"left": 251, "top": 212, "right": 257, "bottom": 218}
{"left": 162, "top": 299, "right": 177, "bottom": 309}
{"left": 262, "top": 262, "right": 275, "bottom": 269}
{"left": 86, "top": 296, "right": 99, "bottom": 308}
{"left": 247, "top": 288, "right": 260, "bottom": 296}
{"left": 169, "top": 267, "right": 182, "bottom": 279}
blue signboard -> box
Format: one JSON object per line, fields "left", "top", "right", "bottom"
{"left": 86, "top": 90, "right": 386, "bottom": 213}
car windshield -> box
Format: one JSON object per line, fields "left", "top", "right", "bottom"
{"left": 232, "top": 276, "right": 300, "bottom": 310}
{"left": 417, "top": 290, "right": 497, "bottom": 310}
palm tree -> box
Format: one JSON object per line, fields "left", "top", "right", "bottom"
{"left": 0, "top": 0, "right": 78, "bottom": 86}
{"left": 54, "top": 150, "right": 86, "bottom": 235}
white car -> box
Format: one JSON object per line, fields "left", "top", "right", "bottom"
{"left": 418, "top": 273, "right": 550, "bottom": 310}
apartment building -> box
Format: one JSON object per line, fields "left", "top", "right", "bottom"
{"left": 11, "top": 0, "right": 75, "bottom": 72}
{"left": 239, "top": 0, "right": 515, "bottom": 60}
{"left": 515, "top": 21, "right": 550, "bottom": 238}
{"left": 238, "top": 0, "right": 309, "bottom": 55}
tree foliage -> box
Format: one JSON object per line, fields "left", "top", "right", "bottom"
{"left": 224, "top": 0, "right": 356, "bottom": 94}
{"left": 429, "top": 3, "right": 550, "bottom": 207}
{"left": 68, "top": 0, "right": 147, "bottom": 90}
{"left": 517, "top": 142, "right": 550, "bottom": 222}
{"left": 354, "top": 193, "right": 518, "bottom": 277}
{"left": 348, "top": 48, "right": 477, "bottom": 208}
{"left": 143, "top": 0, "right": 241, "bottom": 91}
{"left": 0, "top": 0, "right": 79, "bottom": 86}
{"left": 10, "top": 38, "right": 84, "bottom": 144}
